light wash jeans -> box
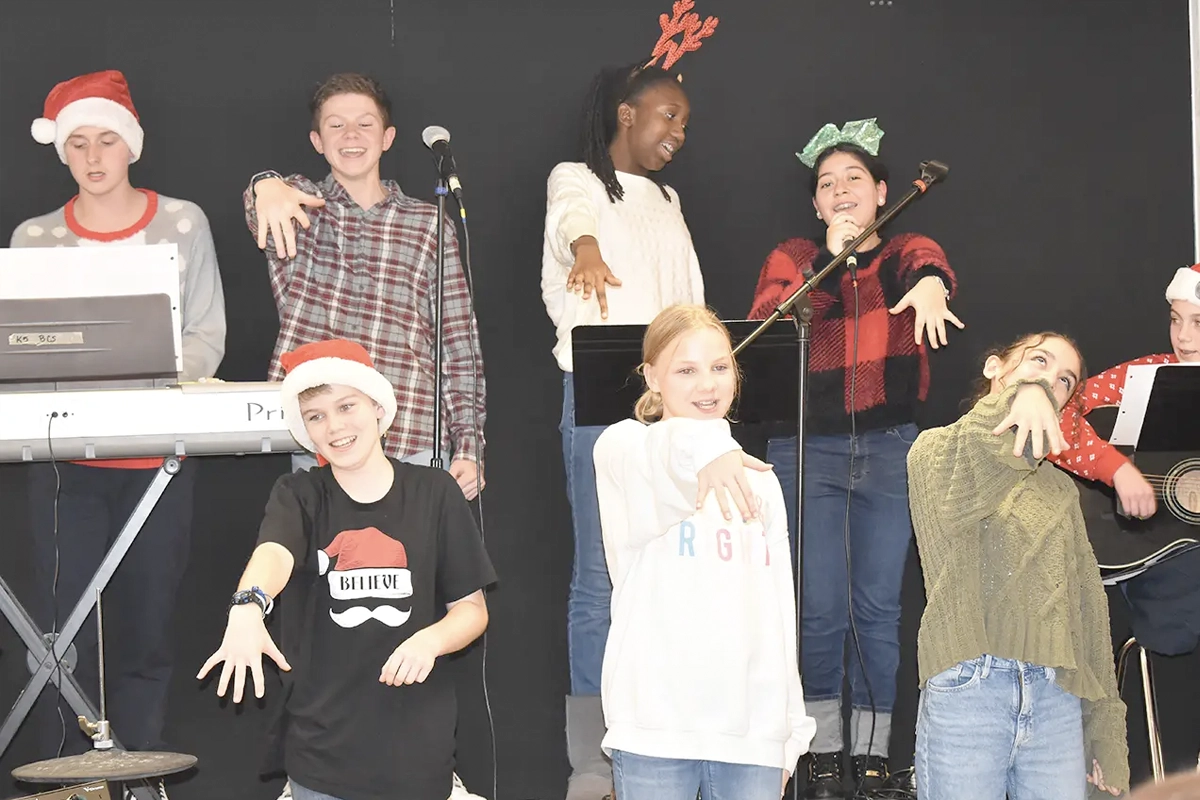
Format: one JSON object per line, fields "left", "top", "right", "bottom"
{"left": 915, "top": 655, "right": 1086, "bottom": 800}
{"left": 611, "top": 750, "right": 784, "bottom": 800}
{"left": 289, "top": 782, "right": 344, "bottom": 800}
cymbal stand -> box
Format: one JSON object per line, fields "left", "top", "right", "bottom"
{"left": 76, "top": 590, "right": 112, "bottom": 751}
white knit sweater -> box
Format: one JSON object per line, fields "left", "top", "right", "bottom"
{"left": 541, "top": 162, "right": 704, "bottom": 372}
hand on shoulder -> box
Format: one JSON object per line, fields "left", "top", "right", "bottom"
{"left": 697, "top": 450, "right": 773, "bottom": 522}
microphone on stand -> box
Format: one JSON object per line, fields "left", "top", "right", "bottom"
{"left": 421, "top": 125, "right": 464, "bottom": 202}
{"left": 844, "top": 236, "right": 858, "bottom": 274}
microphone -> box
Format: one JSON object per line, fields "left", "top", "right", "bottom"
{"left": 421, "top": 126, "right": 463, "bottom": 200}
{"left": 844, "top": 236, "right": 858, "bottom": 273}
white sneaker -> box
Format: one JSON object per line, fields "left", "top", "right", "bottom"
{"left": 448, "top": 772, "right": 487, "bottom": 799}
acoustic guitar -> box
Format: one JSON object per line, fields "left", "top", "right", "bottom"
{"left": 1069, "top": 406, "right": 1200, "bottom": 582}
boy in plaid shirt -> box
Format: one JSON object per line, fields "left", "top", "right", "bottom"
{"left": 243, "top": 73, "right": 485, "bottom": 500}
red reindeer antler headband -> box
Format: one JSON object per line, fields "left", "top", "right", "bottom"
{"left": 645, "top": 0, "right": 719, "bottom": 74}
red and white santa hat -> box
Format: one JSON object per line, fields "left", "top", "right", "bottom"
{"left": 1165, "top": 264, "right": 1200, "bottom": 305}
{"left": 31, "top": 70, "right": 144, "bottom": 164}
{"left": 317, "top": 526, "right": 409, "bottom": 576}
{"left": 279, "top": 339, "right": 397, "bottom": 454}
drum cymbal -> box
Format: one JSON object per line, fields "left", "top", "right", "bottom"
{"left": 12, "top": 749, "right": 196, "bottom": 783}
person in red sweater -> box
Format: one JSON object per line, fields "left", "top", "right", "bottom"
{"left": 748, "top": 119, "right": 963, "bottom": 799}
{"left": 1051, "top": 264, "right": 1200, "bottom": 665}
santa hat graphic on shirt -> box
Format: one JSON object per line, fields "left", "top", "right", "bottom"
{"left": 319, "top": 527, "right": 413, "bottom": 628}
{"left": 31, "top": 70, "right": 145, "bottom": 164}
{"left": 1165, "top": 264, "right": 1200, "bottom": 306}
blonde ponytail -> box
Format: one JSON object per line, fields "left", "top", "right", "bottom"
{"left": 634, "top": 387, "right": 664, "bottom": 423}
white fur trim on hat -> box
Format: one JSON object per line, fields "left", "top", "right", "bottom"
{"left": 31, "top": 118, "right": 56, "bottom": 145}
{"left": 36, "top": 97, "right": 144, "bottom": 165}
{"left": 280, "top": 357, "right": 398, "bottom": 454}
{"left": 1165, "top": 265, "right": 1200, "bottom": 305}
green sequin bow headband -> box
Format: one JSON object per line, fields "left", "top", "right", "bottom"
{"left": 796, "top": 118, "right": 885, "bottom": 168}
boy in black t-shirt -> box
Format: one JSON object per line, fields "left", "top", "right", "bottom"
{"left": 198, "top": 339, "right": 496, "bottom": 800}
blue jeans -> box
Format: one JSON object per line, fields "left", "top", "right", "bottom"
{"left": 290, "top": 782, "right": 345, "bottom": 800}
{"left": 1121, "top": 546, "right": 1200, "bottom": 655}
{"left": 915, "top": 656, "right": 1086, "bottom": 800}
{"left": 560, "top": 373, "right": 609, "bottom": 696}
{"left": 766, "top": 425, "right": 916, "bottom": 715}
{"left": 611, "top": 750, "right": 784, "bottom": 800}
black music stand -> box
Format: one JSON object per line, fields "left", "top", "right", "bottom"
{"left": 1113, "top": 364, "right": 1200, "bottom": 452}
{"left": 572, "top": 320, "right": 799, "bottom": 428}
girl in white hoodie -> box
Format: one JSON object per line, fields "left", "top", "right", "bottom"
{"left": 593, "top": 304, "right": 815, "bottom": 800}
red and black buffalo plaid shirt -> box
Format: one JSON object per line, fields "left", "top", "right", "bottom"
{"left": 245, "top": 174, "right": 485, "bottom": 462}
{"left": 748, "top": 234, "right": 955, "bottom": 435}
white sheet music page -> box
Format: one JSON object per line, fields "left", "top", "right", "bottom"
{"left": 1109, "top": 362, "right": 1200, "bottom": 446}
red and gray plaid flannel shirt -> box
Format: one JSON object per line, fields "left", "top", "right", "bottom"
{"left": 244, "top": 174, "right": 485, "bottom": 462}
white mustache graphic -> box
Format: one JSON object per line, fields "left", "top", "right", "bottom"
{"left": 328, "top": 605, "right": 412, "bottom": 628}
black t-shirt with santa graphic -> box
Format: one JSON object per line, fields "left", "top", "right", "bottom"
{"left": 256, "top": 460, "right": 496, "bottom": 800}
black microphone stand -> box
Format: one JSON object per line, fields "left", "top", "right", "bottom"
{"left": 732, "top": 159, "right": 948, "bottom": 799}
{"left": 430, "top": 176, "right": 450, "bottom": 471}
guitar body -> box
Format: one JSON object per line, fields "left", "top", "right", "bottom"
{"left": 1069, "top": 406, "right": 1200, "bottom": 581}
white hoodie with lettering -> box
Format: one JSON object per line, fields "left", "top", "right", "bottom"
{"left": 594, "top": 417, "right": 815, "bottom": 774}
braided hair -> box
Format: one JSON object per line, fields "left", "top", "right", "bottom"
{"left": 581, "top": 63, "right": 683, "bottom": 203}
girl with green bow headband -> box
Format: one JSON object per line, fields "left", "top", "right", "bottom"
{"left": 747, "top": 118, "right": 965, "bottom": 800}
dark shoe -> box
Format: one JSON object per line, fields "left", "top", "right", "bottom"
{"left": 804, "top": 751, "right": 845, "bottom": 799}
{"left": 850, "top": 755, "right": 889, "bottom": 797}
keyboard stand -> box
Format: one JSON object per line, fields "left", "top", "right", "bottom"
{"left": 0, "top": 458, "right": 180, "bottom": 755}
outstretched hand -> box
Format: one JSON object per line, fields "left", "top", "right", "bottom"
{"left": 566, "top": 237, "right": 622, "bottom": 320}
{"left": 890, "top": 275, "right": 965, "bottom": 349}
{"left": 254, "top": 177, "right": 326, "bottom": 259}
{"left": 196, "top": 605, "right": 291, "bottom": 703}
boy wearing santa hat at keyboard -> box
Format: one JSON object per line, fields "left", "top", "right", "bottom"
{"left": 198, "top": 339, "right": 495, "bottom": 800}
{"left": 9, "top": 70, "right": 226, "bottom": 760}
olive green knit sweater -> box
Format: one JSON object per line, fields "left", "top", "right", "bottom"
{"left": 907, "top": 381, "right": 1129, "bottom": 795}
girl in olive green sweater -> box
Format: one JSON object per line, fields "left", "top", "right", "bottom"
{"left": 907, "top": 332, "right": 1128, "bottom": 800}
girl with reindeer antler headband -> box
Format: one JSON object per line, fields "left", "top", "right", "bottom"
{"left": 539, "top": 3, "right": 716, "bottom": 798}
{"left": 748, "top": 119, "right": 965, "bottom": 799}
